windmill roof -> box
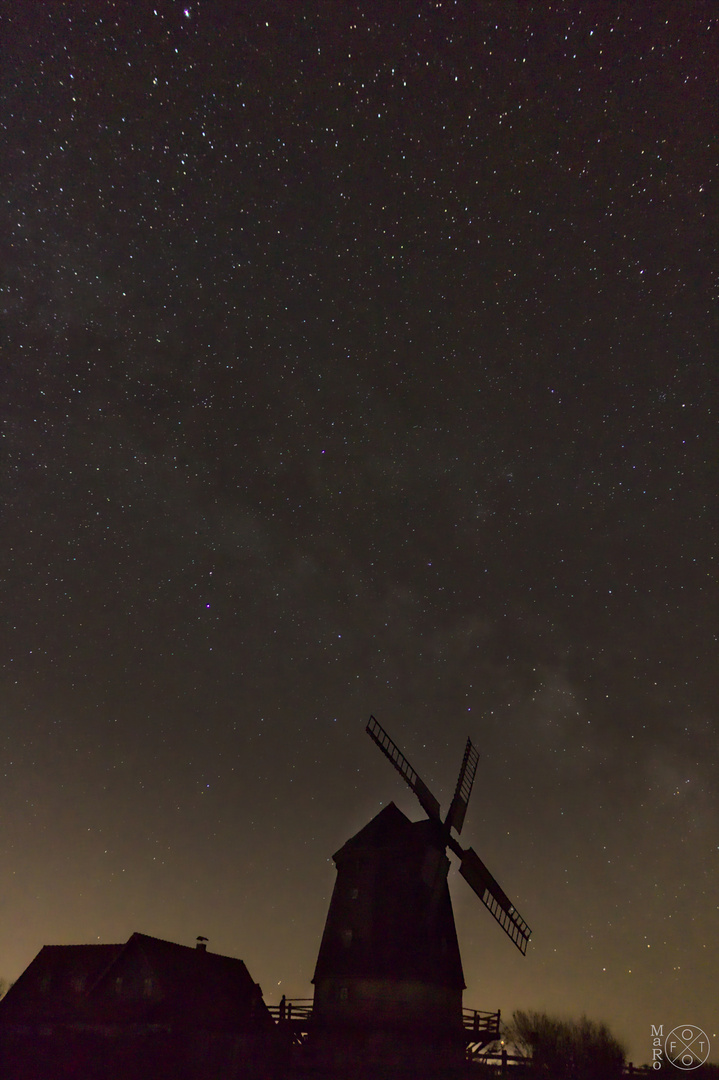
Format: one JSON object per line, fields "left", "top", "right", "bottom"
{"left": 333, "top": 801, "right": 414, "bottom": 859}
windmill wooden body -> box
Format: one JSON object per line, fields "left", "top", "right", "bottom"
{"left": 309, "top": 716, "right": 531, "bottom": 1077}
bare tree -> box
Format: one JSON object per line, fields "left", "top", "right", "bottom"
{"left": 507, "top": 1009, "right": 626, "bottom": 1080}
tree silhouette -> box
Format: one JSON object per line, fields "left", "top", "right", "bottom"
{"left": 507, "top": 1009, "right": 626, "bottom": 1080}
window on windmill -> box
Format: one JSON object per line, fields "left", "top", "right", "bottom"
{"left": 338, "top": 986, "right": 349, "bottom": 1002}
{"left": 71, "top": 975, "right": 86, "bottom": 993}
{"left": 115, "top": 976, "right": 123, "bottom": 996}
{"left": 340, "top": 928, "right": 353, "bottom": 948}
{"left": 143, "top": 977, "right": 155, "bottom": 998}
{"left": 350, "top": 887, "right": 359, "bottom": 900}
{"left": 40, "top": 975, "right": 51, "bottom": 993}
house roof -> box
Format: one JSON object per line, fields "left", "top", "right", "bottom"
{"left": 0, "top": 943, "right": 124, "bottom": 1023}
{"left": 95, "top": 933, "right": 272, "bottom": 1030}
{"left": 0, "top": 933, "right": 272, "bottom": 1033}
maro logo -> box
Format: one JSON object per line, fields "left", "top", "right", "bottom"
{"left": 665, "top": 1026, "right": 711, "bottom": 1070}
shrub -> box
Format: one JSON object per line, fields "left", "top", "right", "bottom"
{"left": 507, "top": 1009, "right": 626, "bottom": 1080}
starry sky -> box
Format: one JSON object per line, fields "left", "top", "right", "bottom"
{"left": 2, "top": 0, "right": 717, "bottom": 1064}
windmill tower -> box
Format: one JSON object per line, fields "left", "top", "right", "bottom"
{"left": 309, "top": 716, "right": 531, "bottom": 1077}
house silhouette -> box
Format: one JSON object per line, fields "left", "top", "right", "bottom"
{"left": 0, "top": 932, "right": 277, "bottom": 1079}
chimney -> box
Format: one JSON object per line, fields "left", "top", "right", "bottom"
{"left": 196, "top": 936, "right": 208, "bottom": 952}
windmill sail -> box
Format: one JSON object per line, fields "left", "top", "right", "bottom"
{"left": 366, "top": 716, "right": 532, "bottom": 957}
{"left": 458, "top": 847, "right": 531, "bottom": 955}
{"left": 445, "top": 737, "right": 479, "bottom": 836}
{"left": 366, "top": 715, "right": 441, "bottom": 821}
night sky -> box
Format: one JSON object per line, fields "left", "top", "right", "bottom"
{"left": 2, "top": 1, "right": 717, "bottom": 1064}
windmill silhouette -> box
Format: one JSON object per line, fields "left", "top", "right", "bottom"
{"left": 309, "top": 716, "right": 531, "bottom": 1077}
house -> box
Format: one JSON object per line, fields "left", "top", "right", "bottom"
{"left": 0, "top": 932, "right": 278, "bottom": 1079}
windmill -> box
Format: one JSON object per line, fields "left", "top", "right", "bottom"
{"left": 309, "top": 716, "right": 531, "bottom": 1077}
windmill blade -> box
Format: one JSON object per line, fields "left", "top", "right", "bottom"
{"left": 458, "top": 846, "right": 532, "bottom": 955}
{"left": 445, "top": 737, "right": 479, "bottom": 836}
{"left": 366, "top": 716, "right": 441, "bottom": 821}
